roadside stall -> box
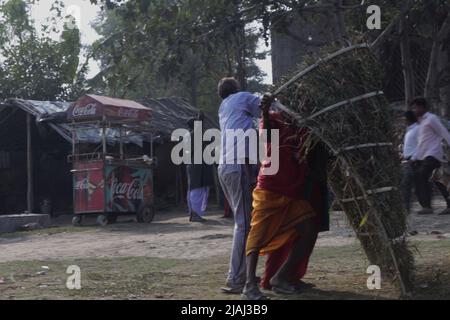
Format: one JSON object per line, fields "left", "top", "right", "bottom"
{"left": 67, "top": 95, "right": 156, "bottom": 226}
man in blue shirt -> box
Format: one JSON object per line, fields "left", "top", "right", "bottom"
{"left": 217, "top": 77, "right": 265, "bottom": 294}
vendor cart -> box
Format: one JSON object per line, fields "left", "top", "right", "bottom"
{"left": 67, "top": 95, "right": 156, "bottom": 226}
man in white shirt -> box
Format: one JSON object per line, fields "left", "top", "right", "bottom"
{"left": 412, "top": 97, "right": 450, "bottom": 215}
{"left": 402, "top": 111, "right": 419, "bottom": 214}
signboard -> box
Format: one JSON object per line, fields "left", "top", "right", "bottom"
{"left": 73, "top": 161, "right": 105, "bottom": 213}
{"left": 73, "top": 161, "right": 153, "bottom": 214}
{"left": 67, "top": 95, "right": 152, "bottom": 122}
{"left": 104, "top": 165, "right": 153, "bottom": 213}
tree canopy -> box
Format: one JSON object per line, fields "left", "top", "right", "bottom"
{"left": 0, "top": 0, "right": 449, "bottom": 115}
{"left": 0, "top": 0, "right": 88, "bottom": 101}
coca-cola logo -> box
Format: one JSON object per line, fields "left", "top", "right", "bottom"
{"left": 110, "top": 178, "right": 143, "bottom": 200}
{"left": 75, "top": 178, "right": 89, "bottom": 190}
{"left": 118, "top": 108, "right": 139, "bottom": 119}
{"left": 73, "top": 103, "right": 97, "bottom": 117}
{"left": 75, "top": 178, "right": 104, "bottom": 192}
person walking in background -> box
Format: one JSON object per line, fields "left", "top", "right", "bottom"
{"left": 402, "top": 111, "right": 419, "bottom": 214}
{"left": 412, "top": 97, "right": 450, "bottom": 215}
{"left": 217, "top": 77, "right": 267, "bottom": 294}
{"left": 185, "top": 113, "right": 214, "bottom": 223}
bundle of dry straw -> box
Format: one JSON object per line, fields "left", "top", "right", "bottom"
{"left": 274, "top": 44, "right": 415, "bottom": 296}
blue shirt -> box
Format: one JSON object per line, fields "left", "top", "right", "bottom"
{"left": 218, "top": 92, "right": 261, "bottom": 173}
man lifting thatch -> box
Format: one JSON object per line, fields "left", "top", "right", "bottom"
{"left": 217, "top": 77, "right": 263, "bottom": 294}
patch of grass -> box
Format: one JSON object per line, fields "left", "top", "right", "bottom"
{"left": 0, "top": 240, "right": 449, "bottom": 300}
{"left": 0, "top": 226, "right": 97, "bottom": 239}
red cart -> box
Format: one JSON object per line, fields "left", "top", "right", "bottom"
{"left": 67, "top": 95, "right": 156, "bottom": 226}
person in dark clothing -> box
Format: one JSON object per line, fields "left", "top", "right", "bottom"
{"left": 185, "top": 113, "right": 215, "bottom": 222}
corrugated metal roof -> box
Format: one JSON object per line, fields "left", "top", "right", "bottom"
{"left": 86, "top": 95, "right": 149, "bottom": 110}
{"left": 5, "top": 97, "right": 218, "bottom": 146}
{"left": 9, "top": 99, "right": 73, "bottom": 142}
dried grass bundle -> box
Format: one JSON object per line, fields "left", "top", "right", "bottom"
{"left": 274, "top": 44, "right": 415, "bottom": 296}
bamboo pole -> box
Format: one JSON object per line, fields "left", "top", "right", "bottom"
{"left": 27, "top": 113, "right": 34, "bottom": 213}
{"left": 274, "top": 44, "right": 370, "bottom": 96}
{"left": 270, "top": 43, "right": 414, "bottom": 296}
{"left": 272, "top": 91, "right": 384, "bottom": 125}
{"left": 307, "top": 131, "right": 411, "bottom": 297}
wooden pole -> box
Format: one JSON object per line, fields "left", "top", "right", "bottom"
{"left": 27, "top": 113, "right": 34, "bottom": 213}
{"left": 102, "top": 124, "right": 107, "bottom": 155}
{"left": 399, "top": 15, "right": 415, "bottom": 107}
{"left": 120, "top": 127, "right": 124, "bottom": 160}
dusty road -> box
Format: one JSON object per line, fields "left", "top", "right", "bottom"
{"left": 0, "top": 203, "right": 449, "bottom": 300}
{"left": 1, "top": 202, "right": 449, "bottom": 263}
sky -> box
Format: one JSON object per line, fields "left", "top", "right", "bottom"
{"left": 30, "top": 0, "right": 273, "bottom": 84}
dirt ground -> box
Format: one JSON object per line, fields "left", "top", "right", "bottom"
{"left": 0, "top": 200, "right": 450, "bottom": 300}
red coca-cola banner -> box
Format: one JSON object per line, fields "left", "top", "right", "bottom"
{"left": 67, "top": 94, "right": 152, "bottom": 122}
{"left": 73, "top": 161, "right": 105, "bottom": 213}
{"left": 73, "top": 161, "right": 153, "bottom": 214}
{"left": 105, "top": 165, "right": 153, "bottom": 213}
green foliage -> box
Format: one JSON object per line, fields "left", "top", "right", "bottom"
{"left": 89, "top": 0, "right": 269, "bottom": 117}
{"left": 0, "top": 0, "right": 88, "bottom": 101}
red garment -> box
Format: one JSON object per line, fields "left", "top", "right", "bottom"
{"left": 257, "top": 112, "right": 309, "bottom": 200}
{"left": 257, "top": 112, "right": 323, "bottom": 289}
{"left": 261, "top": 235, "right": 316, "bottom": 290}
{"left": 223, "top": 198, "right": 232, "bottom": 218}
{"left": 261, "top": 178, "right": 324, "bottom": 289}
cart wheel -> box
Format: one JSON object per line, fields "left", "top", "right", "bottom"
{"left": 137, "top": 205, "right": 156, "bottom": 223}
{"left": 97, "top": 215, "right": 109, "bottom": 227}
{"left": 72, "top": 216, "right": 83, "bottom": 227}
{"left": 107, "top": 215, "right": 118, "bottom": 224}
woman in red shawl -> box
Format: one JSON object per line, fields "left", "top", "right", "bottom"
{"left": 242, "top": 97, "right": 330, "bottom": 300}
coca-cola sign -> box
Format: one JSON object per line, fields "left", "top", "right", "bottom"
{"left": 118, "top": 107, "right": 139, "bottom": 119}
{"left": 72, "top": 103, "right": 97, "bottom": 117}
{"left": 110, "top": 178, "right": 143, "bottom": 200}
{"left": 75, "top": 178, "right": 104, "bottom": 191}
{"left": 75, "top": 178, "right": 89, "bottom": 191}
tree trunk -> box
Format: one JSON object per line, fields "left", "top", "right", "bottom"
{"left": 399, "top": 15, "right": 415, "bottom": 107}
{"left": 235, "top": 23, "right": 247, "bottom": 90}
{"left": 425, "top": 25, "right": 441, "bottom": 106}
{"left": 425, "top": 13, "right": 450, "bottom": 114}
{"left": 437, "top": 38, "right": 450, "bottom": 118}
{"left": 232, "top": 1, "right": 247, "bottom": 90}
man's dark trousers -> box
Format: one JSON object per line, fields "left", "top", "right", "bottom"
{"left": 402, "top": 161, "right": 416, "bottom": 213}
{"left": 415, "top": 156, "right": 442, "bottom": 209}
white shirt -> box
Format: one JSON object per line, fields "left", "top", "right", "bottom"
{"left": 403, "top": 123, "right": 419, "bottom": 159}
{"left": 415, "top": 112, "right": 450, "bottom": 162}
